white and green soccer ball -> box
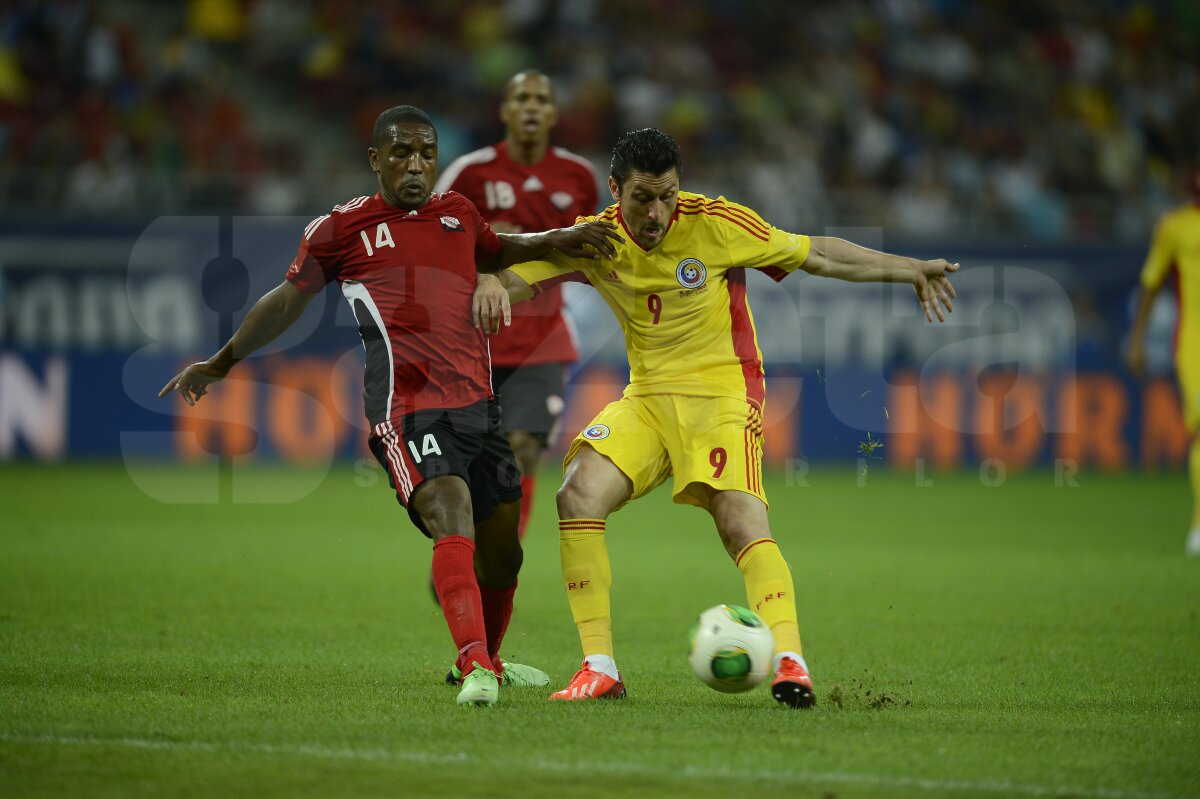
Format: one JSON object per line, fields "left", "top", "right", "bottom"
{"left": 687, "top": 604, "right": 775, "bottom": 693}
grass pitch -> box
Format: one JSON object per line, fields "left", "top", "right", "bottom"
{"left": 1, "top": 462, "right": 1197, "bottom": 799}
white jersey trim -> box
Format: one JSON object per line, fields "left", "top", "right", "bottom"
{"left": 379, "top": 421, "right": 414, "bottom": 501}
{"left": 304, "top": 214, "right": 331, "bottom": 241}
{"left": 434, "top": 146, "right": 498, "bottom": 192}
{"left": 305, "top": 195, "right": 373, "bottom": 241}
{"left": 341, "top": 281, "right": 395, "bottom": 422}
{"left": 333, "top": 195, "right": 371, "bottom": 214}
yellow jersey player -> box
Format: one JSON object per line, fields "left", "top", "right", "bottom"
{"left": 484, "top": 128, "right": 958, "bottom": 708}
{"left": 1127, "top": 168, "right": 1200, "bottom": 556}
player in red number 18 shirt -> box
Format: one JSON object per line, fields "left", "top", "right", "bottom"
{"left": 436, "top": 70, "right": 599, "bottom": 540}
{"left": 160, "top": 105, "right": 622, "bottom": 707}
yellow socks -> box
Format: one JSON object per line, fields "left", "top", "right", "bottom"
{"left": 736, "top": 538, "right": 803, "bottom": 656}
{"left": 559, "top": 519, "right": 614, "bottom": 657}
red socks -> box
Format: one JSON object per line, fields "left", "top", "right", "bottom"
{"left": 479, "top": 581, "right": 516, "bottom": 671}
{"left": 431, "top": 536, "right": 493, "bottom": 675}
{"left": 517, "top": 474, "right": 535, "bottom": 539}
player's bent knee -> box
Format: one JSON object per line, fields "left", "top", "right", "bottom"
{"left": 556, "top": 473, "right": 613, "bottom": 520}
{"left": 556, "top": 445, "right": 630, "bottom": 519}
{"left": 411, "top": 476, "right": 474, "bottom": 540}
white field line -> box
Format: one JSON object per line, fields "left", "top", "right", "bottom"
{"left": 0, "top": 732, "right": 1193, "bottom": 799}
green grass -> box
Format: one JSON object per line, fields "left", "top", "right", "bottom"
{"left": 1, "top": 462, "right": 1198, "bottom": 799}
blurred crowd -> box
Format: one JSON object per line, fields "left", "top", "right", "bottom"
{"left": 1, "top": 0, "right": 1197, "bottom": 240}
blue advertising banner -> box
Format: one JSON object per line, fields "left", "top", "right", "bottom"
{"left": 0, "top": 219, "right": 1187, "bottom": 471}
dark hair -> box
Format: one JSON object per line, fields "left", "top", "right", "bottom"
{"left": 609, "top": 129, "right": 682, "bottom": 189}
{"left": 372, "top": 105, "right": 436, "bottom": 145}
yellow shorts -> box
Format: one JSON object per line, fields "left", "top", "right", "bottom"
{"left": 1178, "top": 351, "right": 1199, "bottom": 434}
{"left": 565, "top": 394, "right": 766, "bottom": 511}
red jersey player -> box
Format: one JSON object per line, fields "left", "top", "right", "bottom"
{"left": 161, "top": 105, "right": 621, "bottom": 707}
{"left": 435, "top": 71, "right": 599, "bottom": 539}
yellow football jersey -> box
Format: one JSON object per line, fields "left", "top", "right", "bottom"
{"left": 508, "top": 192, "right": 811, "bottom": 408}
{"left": 1140, "top": 203, "right": 1200, "bottom": 361}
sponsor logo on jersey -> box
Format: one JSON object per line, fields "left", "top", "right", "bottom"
{"left": 676, "top": 258, "right": 707, "bottom": 289}
{"left": 440, "top": 215, "right": 464, "bottom": 232}
{"left": 551, "top": 191, "right": 574, "bottom": 210}
{"left": 601, "top": 270, "right": 622, "bottom": 284}
{"left": 583, "top": 424, "right": 611, "bottom": 440}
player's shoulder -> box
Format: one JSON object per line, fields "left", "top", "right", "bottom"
{"left": 1164, "top": 203, "right": 1200, "bottom": 226}
{"left": 303, "top": 194, "right": 376, "bottom": 241}
{"left": 430, "top": 189, "right": 480, "bottom": 215}
{"left": 549, "top": 146, "right": 598, "bottom": 176}
{"left": 677, "top": 191, "right": 760, "bottom": 216}
{"left": 435, "top": 145, "right": 500, "bottom": 190}
{"left": 580, "top": 202, "right": 619, "bottom": 226}
{"left": 676, "top": 192, "right": 770, "bottom": 237}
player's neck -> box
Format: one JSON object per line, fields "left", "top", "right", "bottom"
{"left": 505, "top": 135, "right": 549, "bottom": 167}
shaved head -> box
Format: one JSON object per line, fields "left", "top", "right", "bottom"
{"left": 505, "top": 69, "right": 554, "bottom": 102}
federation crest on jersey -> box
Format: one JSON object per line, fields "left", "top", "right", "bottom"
{"left": 583, "top": 424, "right": 611, "bottom": 440}
{"left": 440, "top": 215, "right": 464, "bottom": 232}
{"left": 676, "top": 258, "right": 707, "bottom": 289}
{"left": 551, "top": 191, "right": 574, "bottom": 210}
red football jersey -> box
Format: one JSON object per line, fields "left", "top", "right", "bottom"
{"left": 434, "top": 142, "right": 598, "bottom": 367}
{"left": 286, "top": 192, "right": 502, "bottom": 425}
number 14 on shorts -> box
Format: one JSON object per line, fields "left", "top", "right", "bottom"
{"left": 407, "top": 434, "right": 443, "bottom": 464}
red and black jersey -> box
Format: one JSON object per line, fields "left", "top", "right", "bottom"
{"left": 434, "top": 142, "right": 598, "bottom": 367}
{"left": 286, "top": 191, "right": 501, "bottom": 425}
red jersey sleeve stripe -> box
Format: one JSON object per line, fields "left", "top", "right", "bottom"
{"left": 756, "top": 265, "right": 790, "bottom": 282}
{"left": 675, "top": 208, "right": 769, "bottom": 242}
{"left": 528, "top": 270, "right": 590, "bottom": 296}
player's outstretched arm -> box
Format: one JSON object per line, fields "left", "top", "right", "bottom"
{"left": 802, "top": 236, "right": 959, "bottom": 323}
{"left": 483, "top": 221, "right": 622, "bottom": 271}
{"left": 159, "top": 280, "right": 315, "bottom": 405}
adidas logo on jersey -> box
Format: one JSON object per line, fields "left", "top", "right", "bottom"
{"left": 523, "top": 175, "right": 544, "bottom": 192}
{"left": 602, "top": 270, "right": 621, "bottom": 284}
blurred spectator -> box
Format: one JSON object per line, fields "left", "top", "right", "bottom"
{"left": 0, "top": 0, "right": 1195, "bottom": 237}
{"left": 65, "top": 133, "right": 138, "bottom": 214}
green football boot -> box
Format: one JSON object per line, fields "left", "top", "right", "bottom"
{"left": 446, "top": 659, "right": 550, "bottom": 688}
{"left": 497, "top": 659, "right": 550, "bottom": 688}
{"left": 456, "top": 662, "right": 499, "bottom": 707}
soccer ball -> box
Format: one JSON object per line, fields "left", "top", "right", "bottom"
{"left": 687, "top": 604, "right": 775, "bottom": 693}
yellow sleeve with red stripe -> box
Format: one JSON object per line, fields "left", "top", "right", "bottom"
{"left": 507, "top": 250, "right": 590, "bottom": 296}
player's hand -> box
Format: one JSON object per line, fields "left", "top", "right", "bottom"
{"left": 489, "top": 221, "right": 524, "bottom": 234}
{"left": 473, "top": 273, "right": 511, "bottom": 335}
{"left": 159, "top": 361, "right": 229, "bottom": 406}
{"left": 912, "top": 259, "right": 959, "bottom": 323}
{"left": 548, "top": 221, "right": 622, "bottom": 261}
